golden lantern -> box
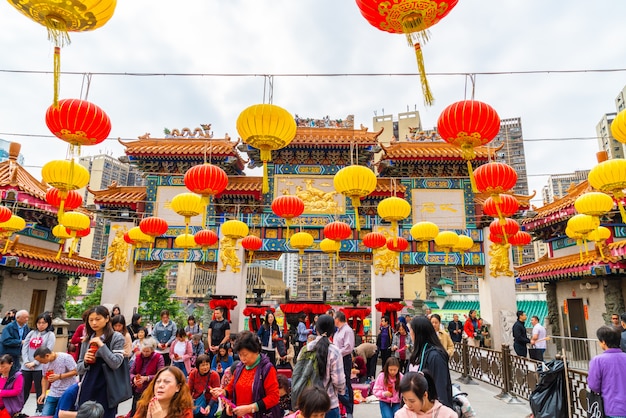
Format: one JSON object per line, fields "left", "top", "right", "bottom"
{"left": 42, "top": 160, "right": 90, "bottom": 223}
{"left": 0, "top": 215, "right": 26, "bottom": 253}
{"left": 221, "top": 220, "right": 249, "bottom": 241}
{"left": 588, "top": 226, "right": 611, "bottom": 258}
{"left": 588, "top": 158, "right": 626, "bottom": 223}
{"left": 289, "top": 231, "right": 314, "bottom": 272}
{"left": 7, "top": 0, "right": 117, "bottom": 105}
{"left": 575, "top": 192, "right": 614, "bottom": 218}
{"left": 52, "top": 224, "right": 72, "bottom": 259}
{"left": 453, "top": 234, "right": 474, "bottom": 267}
{"left": 434, "top": 231, "right": 459, "bottom": 265}
{"left": 377, "top": 196, "right": 411, "bottom": 245}
{"left": 333, "top": 165, "right": 377, "bottom": 230}
{"left": 236, "top": 104, "right": 297, "bottom": 194}
{"left": 410, "top": 221, "right": 439, "bottom": 259}
{"left": 60, "top": 211, "right": 90, "bottom": 257}
{"left": 175, "top": 233, "right": 197, "bottom": 263}
{"left": 567, "top": 214, "right": 598, "bottom": 259}
{"left": 610, "top": 108, "right": 626, "bottom": 144}
{"left": 170, "top": 193, "right": 204, "bottom": 235}
{"left": 320, "top": 238, "right": 341, "bottom": 268}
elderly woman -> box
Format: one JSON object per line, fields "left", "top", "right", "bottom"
{"left": 211, "top": 331, "right": 281, "bottom": 418}
{"left": 129, "top": 337, "right": 164, "bottom": 417}
{"left": 134, "top": 366, "right": 194, "bottom": 418}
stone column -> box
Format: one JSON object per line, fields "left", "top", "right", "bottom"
{"left": 101, "top": 222, "right": 141, "bottom": 319}
{"left": 479, "top": 228, "right": 517, "bottom": 349}
{"left": 370, "top": 246, "right": 401, "bottom": 336}
{"left": 215, "top": 234, "right": 247, "bottom": 332}
{"left": 53, "top": 275, "right": 69, "bottom": 319}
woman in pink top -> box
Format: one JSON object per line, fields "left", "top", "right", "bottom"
{"left": 373, "top": 357, "right": 403, "bottom": 418}
{"left": 169, "top": 329, "right": 193, "bottom": 377}
{"left": 0, "top": 354, "right": 25, "bottom": 417}
{"left": 395, "top": 371, "right": 457, "bottom": 418}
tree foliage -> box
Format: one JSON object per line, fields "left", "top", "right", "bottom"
{"left": 139, "top": 263, "right": 180, "bottom": 323}
{"left": 65, "top": 284, "right": 102, "bottom": 319}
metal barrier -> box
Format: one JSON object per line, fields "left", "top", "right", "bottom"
{"left": 545, "top": 336, "right": 601, "bottom": 371}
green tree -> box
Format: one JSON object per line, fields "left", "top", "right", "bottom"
{"left": 139, "top": 263, "right": 180, "bottom": 323}
{"left": 65, "top": 284, "right": 103, "bottom": 318}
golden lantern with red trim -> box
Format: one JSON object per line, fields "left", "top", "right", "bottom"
{"left": 242, "top": 235, "right": 263, "bottom": 263}
{"left": 66, "top": 225, "right": 90, "bottom": 257}
{"left": 42, "top": 159, "right": 90, "bottom": 223}
{"left": 46, "top": 99, "right": 112, "bottom": 155}
{"left": 289, "top": 231, "right": 314, "bottom": 272}
{"left": 362, "top": 232, "right": 387, "bottom": 250}
{"left": 355, "top": 0, "right": 458, "bottom": 105}
{"left": 184, "top": 163, "right": 229, "bottom": 208}
{"left": 60, "top": 211, "right": 90, "bottom": 257}
{"left": 434, "top": 231, "right": 459, "bottom": 264}
{"left": 236, "top": 104, "right": 297, "bottom": 194}
{"left": 320, "top": 238, "right": 342, "bottom": 268}
{"left": 0, "top": 215, "right": 26, "bottom": 253}
{"left": 271, "top": 195, "right": 305, "bottom": 235}
{"left": 437, "top": 100, "right": 500, "bottom": 191}
{"left": 377, "top": 196, "right": 411, "bottom": 244}
{"left": 334, "top": 165, "right": 377, "bottom": 230}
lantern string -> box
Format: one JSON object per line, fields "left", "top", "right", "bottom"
{"left": 80, "top": 73, "right": 93, "bottom": 101}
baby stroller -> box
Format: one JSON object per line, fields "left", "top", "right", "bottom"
{"left": 452, "top": 383, "right": 476, "bottom": 417}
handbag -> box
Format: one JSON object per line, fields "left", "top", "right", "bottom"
{"left": 587, "top": 391, "right": 606, "bottom": 418}
{"left": 102, "top": 356, "right": 133, "bottom": 408}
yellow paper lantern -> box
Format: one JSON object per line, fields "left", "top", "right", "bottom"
{"left": 170, "top": 193, "right": 204, "bottom": 234}
{"left": 60, "top": 211, "right": 90, "bottom": 257}
{"left": 236, "top": 104, "right": 297, "bottom": 194}
{"left": 567, "top": 214, "right": 598, "bottom": 236}
{"left": 410, "top": 221, "right": 439, "bottom": 257}
{"left": 611, "top": 108, "right": 626, "bottom": 144}
{"left": 377, "top": 196, "right": 411, "bottom": 244}
{"left": 574, "top": 192, "right": 614, "bottom": 217}
{"left": 588, "top": 158, "right": 626, "bottom": 223}
{"left": 320, "top": 238, "right": 341, "bottom": 268}
{"left": 221, "top": 220, "right": 249, "bottom": 240}
{"left": 333, "top": 165, "right": 377, "bottom": 230}
{"left": 435, "top": 231, "right": 459, "bottom": 265}
{"left": 175, "top": 234, "right": 197, "bottom": 248}
{"left": 0, "top": 215, "right": 26, "bottom": 253}
{"left": 453, "top": 234, "right": 474, "bottom": 267}
{"left": 290, "top": 231, "right": 314, "bottom": 272}
{"left": 42, "top": 160, "right": 90, "bottom": 191}
{"left": 52, "top": 224, "right": 72, "bottom": 259}
{"left": 588, "top": 226, "right": 611, "bottom": 242}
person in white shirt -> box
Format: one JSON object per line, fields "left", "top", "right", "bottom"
{"left": 530, "top": 316, "right": 547, "bottom": 361}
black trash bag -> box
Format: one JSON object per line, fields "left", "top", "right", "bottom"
{"left": 529, "top": 359, "right": 568, "bottom": 418}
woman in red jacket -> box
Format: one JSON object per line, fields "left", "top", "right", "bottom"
{"left": 188, "top": 354, "right": 221, "bottom": 418}
{"left": 463, "top": 310, "right": 479, "bottom": 347}
{"left": 129, "top": 338, "right": 164, "bottom": 417}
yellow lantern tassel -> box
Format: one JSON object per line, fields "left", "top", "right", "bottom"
{"left": 285, "top": 219, "right": 291, "bottom": 237}
{"left": 53, "top": 47, "right": 61, "bottom": 107}
{"left": 414, "top": 43, "right": 434, "bottom": 106}
{"left": 460, "top": 251, "right": 465, "bottom": 267}
{"left": 598, "top": 242, "right": 605, "bottom": 259}
{"left": 517, "top": 246, "right": 522, "bottom": 266}
{"left": 577, "top": 239, "right": 583, "bottom": 262}
{"left": 328, "top": 254, "right": 333, "bottom": 269}
{"left": 583, "top": 238, "right": 589, "bottom": 256}
{"left": 617, "top": 200, "right": 626, "bottom": 224}
{"left": 57, "top": 197, "right": 66, "bottom": 224}
{"left": 248, "top": 251, "right": 253, "bottom": 264}
{"left": 467, "top": 160, "right": 478, "bottom": 193}
{"left": 134, "top": 246, "right": 139, "bottom": 264}
{"left": 351, "top": 197, "right": 362, "bottom": 230}
{"left": 392, "top": 221, "right": 398, "bottom": 246}
{"left": 262, "top": 161, "right": 269, "bottom": 194}
{"left": 444, "top": 250, "right": 449, "bottom": 265}
{"left": 68, "top": 235, "right": 76, "bottom": 258}
{"left": 2, "top": 238, "right": 10, "bottom": 254}
{"left": 56, "top": 242, "right": 63, "bottom": 259}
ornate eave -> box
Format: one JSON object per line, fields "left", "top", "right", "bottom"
{"left": 291, "top": 126, "right": 383, "bottom": 146}
{"left": 215, "top": 177, "right": 263, "bottom": 201}
{"left": 0, "top": 154, "right": 48, "bottom": 203}
{"left": 379, "top": 141, "right": 497, "bottom": 162}
{"left": 1, "top": 238, "right": 103, "bottom": 276}
{"left": 370, "top": 178, "right": 407, "bottom": 198}
{"left": 522, "top": 181, "right": 590, "bottom": 231}
{"left": 88, "top": 184, "right": 147, "bottom": 212}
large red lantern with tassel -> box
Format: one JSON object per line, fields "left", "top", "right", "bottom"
{"left": 46, "top": 188, "right": 83, "bottom": 211}
{"left": 184, "top": 164, "right": 228, "bottom": 205}
{"left": 272, "top": 195, "right": 305, "bottom": 233}
{"left": 474, "top": 162, "right": 518, "bottom": 196}
{"left": 489, "top": 218, "right": 520, "bottom": 238}
{"left": 324, "top": 221, "right": 352, "bottom": 241}
{"left": 194, "top": 230, "right": 219, "bottom": 248}
{"left": 509, "top": 231, "right": 532, "bottom": 247}
{"left": 363, "top": 232, "right": 387, "bottom": 249}
{"left": 483, "top": 194, "right": 519, "bottom": 219}
{"left": 46, "top": 99, "right": 112, "bottom": 149}
{"left": 386, "top": 236, "right": 409, "bottom": 252}
{"left": 355, "top": 0, "right": 458, "bottom": 105}
{"left": 242, "top": 235, "right": 263, "bottom": 252}
{"left": 139, "top": 217, "right": 169, "bottom": 238}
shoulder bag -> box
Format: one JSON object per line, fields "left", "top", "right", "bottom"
{"left": 102, "top": 346, "right": 133, "bottom": 408}
{"left": 587, "top": 390, "right": 605, "bottom": 418}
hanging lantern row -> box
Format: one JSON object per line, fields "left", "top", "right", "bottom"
{"left": 565, "top": 190, "right": 615, "bottom": 260}
{"left": 588, "top": 157, "right": 626, "bottom": 223}
{"left": 0, "top": 215, "right": 26, "bottom": 253}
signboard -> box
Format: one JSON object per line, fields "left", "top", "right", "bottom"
{"left": 412, "top": 189, "right": 466, "bottom": 229}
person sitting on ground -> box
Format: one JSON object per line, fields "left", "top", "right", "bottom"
{"left": 588, "top": 325, "right": 626, "bottom": 418}
{"left": 396, "top": 371, "right": 457, "bottom": 418}
{"left": 129, "top": 337, "right": 164, "bottom": 417}
{"left": 211, "top": 344, "right": 233, "bottom": 378}
{"left": 277, "top": 373, "right": 292, "bottom": 415}
{"left": 76, "top": 401, "right": 104, "bottom": 418}
{"left": 34, "top": 347, "right": 78, "bottom": 417}
{"left": 188, "top": 354, "right": 220, "bottom": 418}
{"left": 285, "top": 386, "right": 330, "bottom": 418}
{"left": 0, "top": 354, "right": 24, "bottom": 418}
{"left": 350, "top": 351, "right": 367, "bottom": 384}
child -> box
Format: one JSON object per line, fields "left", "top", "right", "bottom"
{"left": 277, "top": 373, "right": 292, "bottom": 414}
{"left": 373, "top": 357, "right": 403, "bottom": 418}
{"left": 286, "top": 385, "right": 331, "bottom": 418}
{"left": 396, "top": 371, "right": 458, "bottom": 418}
{"left": 188, "top": 354, "right": 221, "bottom": 418}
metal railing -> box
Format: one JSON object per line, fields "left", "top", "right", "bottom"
{"left": 544, "top": 336, "right": 601, "bottom": 371}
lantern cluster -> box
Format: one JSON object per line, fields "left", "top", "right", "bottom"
{"left": 566, "top": 191, "right": 614, "bottom": 259}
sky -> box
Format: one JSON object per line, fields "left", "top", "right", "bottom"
{"left": 1, "top": 0, "right": 626, "bottom": 208}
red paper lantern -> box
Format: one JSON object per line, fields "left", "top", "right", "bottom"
{"left": 489, "top": 233, "right": 504, "bottom": 244}
{"left": 184, "top": 164, "right": 228, "bottom": 202}
{"left": 324, "top": 221, "right": 352, "bottom": 241}
{"left": 272, "top": 195, "right": 305, "bottom": 219}
{"left": 194, "top": 229, "right": 219, "bottom": 247}
{"left": 45, "top": 99, "right": 111, "bottom": 147}
{"left": 483, "top": 194, "right": 519, "bottom": 219}
{"left": 67, "top": 226, "right": 90, "bottom": 238}
{"left": 139, "top": 217, "right": 169, "bottom": 238}
{"left": 474, "top": 162, "right": 518, "bottom": 195}
{"left": 386, "top": 236, "right": 409, "bottom": 252}
{"left": 242, "top": 235, "right": 263, "bottom": 251}
{"left": 363, "top": 232, "right": 387, "bottom": 249}
{"left": 0, "top": 206, "right": 12, "bottom": 223}
{"left": 489, "top": 218, "right": 520, "bottom": 237}
{"left": 509, "top": 231, "right": 532, "bottom": 247}
{"left": 45, "top": 188, "right": 83, "bottom": 210}
{"left": 437, "top": 100, "right": 500, "bottom": 157}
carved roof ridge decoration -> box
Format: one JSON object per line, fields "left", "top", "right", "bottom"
{"left": 521, "top": 180, "right": 591, "bottom": 226}
{"left": 379, "top": 141, "right": 500, "bottom": 160}
{"left": 87, "top": 183, "right": 147, "bottom": 205}
{"left": 2, "top": 238, "right": 103, "bottom": 275}
{"left": 291, "top": 126, "right": 383, "bottom": 145}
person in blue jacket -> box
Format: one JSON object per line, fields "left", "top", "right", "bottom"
{"left": 257, "top": 311, "right": 281, "bottom": 365}
{"left": 0, "top": 310, "right": 30, "bottom": 374}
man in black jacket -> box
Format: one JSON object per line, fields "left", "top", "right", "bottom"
{"left": 448, "top": 314, "right": 464, "bottom": 343}
{"left": 512, "top": 310, "right": 530, "bottom": 357}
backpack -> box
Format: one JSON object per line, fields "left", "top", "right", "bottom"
{"left": 291, "top": 345, "right": 324, "bottom": 410}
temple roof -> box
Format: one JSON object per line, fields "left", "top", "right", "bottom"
{"left": 88, "top": 183, "right": 147, "bottom": 209}
{"left": 0, "top": 143, "right": 47, "bottom": 202}
{"left": 291, "top": 126, "right": 383, "bottom": 146}
{"left": 2, "top": 238, "right": 102, "bottom": 276}
{"left": 522, "top": 181, "right": 590, "bottom": 229}
{"left": 379, "top": 141, "right": 497, "bottom": 161}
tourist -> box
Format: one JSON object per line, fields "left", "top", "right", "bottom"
{"left": 210, "top": 330, "right": 281, "bottom": 417}
{"left": 377, "top": 316, "right": 393, "bottom": 370}
{"left": 129, "top": 337, "right": 164, "bottom": 417}
{"left": 207, "top": 308, "right": 230, "bottom": 361}
{"left": 0, "top": 354, "right": 25, "bottom": 418}
{"left": 21, "top": 313, "right": 55, "bottom": 415}
{"left": 1, "top": 310, "right": 16, "bottom": 327}
{"left": 127, "top": 313, "right": 142, "bottom": 341}
{"left": 430, "top": 314, "right": 454, "bottom": 358}
{"left": 611, "top": 313, "right": 621, "bottom": 329}
{"left": 354, "top": 342, "right": 378, "bottom": 380}
{"left": 153, "top": 309, "right": 177, "bottom": 366}
{"left": 76, "top": 305, "right": 127, "bottom": 418}
{"left": 463, "top": 310, "right": 479, "bottom": 348}
{"left": 620, "top": 313, "right": 626, "bottom": 353}
{"left": 588, "top": 325, "right": 626, "bottom": 418}
{"left": 277, "top": 334, "right": 295, "bottom": 370}
{"left": 512, "top": 310, "right": 530, "bottom": 357}
{"left": 110, "top": 306, "right": 121, "bottom": 317}
{"left": 407, "top": 316, "right": 453, "bottom": 409}
{"left": 188, "top": 354, "right": 220, "bottom": 418}
{"left": 285, "top": 386, "right": 330, "bottom": 418}
{"left": 33, "top": 347, "right": 78, "bottom": 417}
{"left": 76, "top": 401, "right": 104, "bottom": 418}
{"left": 479, "top": 319, "right": 491, "bottom": 348}
{"left": 424, "top": 308, "right": 432, "bottom": 318}
{"left": 111, "top": 315, "right": 132, "bottom": 358}
{"left": 295, "top": 313, "right": 311, "bottom": 358}
{"left": 350, "top": 351, "right": 367, "bottom": 384}
{"left": 130, "top": 328, "right": 148, "bottom": 358}
{"left": 185, "top": 315, "right": 202, "bottom": 339}
{"left": 333, "top": 312, "right": 354, "bottom": 418}
{"left": 257, "top": 311, "right": 281, "bottom": 365}
{"left": 1, "top": 310, "right": 29, "bottom": 374}
{"left": 191, "top": 334, "right": 205, "bottom": 367}
{"left": 310, "top": 315, "right": 319, "bottom": 336}
{"left": 373, "top": 357, "right": 402, "bottom": 418}
{"left": 69, "top": 311, "right": 88, "bottom": 362}
{"left": 395, "top": 371, "right": 457, "bottom": 418}
{"left": 211, "top": 343, "right": 233, "bottom": 377}
{"left": 134, "top": 366, "right": 194, "bottom": 418}
{"left": 170, "top": 328, "right": 193, "bottom": 378}
{"left": 391, "top": 322, "right": 412, "bottom": 373}
{"left": 530, "top": 316, "right": 547, "bottom": 361}
{"left": 277, "top": 374, "right": 292, "bottom": 415}
{"left": 448, "top": 314, "right": 463, "bottom": 344}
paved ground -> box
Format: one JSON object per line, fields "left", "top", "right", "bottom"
{"left": 21, "top": 371, "right": 532, "bottom": 417}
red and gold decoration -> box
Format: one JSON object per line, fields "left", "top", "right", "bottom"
{"left": 488, "top": 218, "right": 519, "bottom": 244}
{"left": 241, "top": 235, "right": 263, "bottom": 263}
{"left": 289, "top": 231, "right": 314, "bottom": 272}
{"left": 7, "top": 0, "right": 117, "bottom": 105}
{"left": 355, "top": 0, "right": 458, "bottom": 105}
{"left": 45, "top": 188, "right": 82, "bottom": 221}
{"left": 509, "top": 231, "right": 531, "bottom": 265}
{"left": 0, "top": 215, "right": 26, "bottom": 253}
{"left": 377, "top": 196, "right": 411, "bottom": 244}
{"left": 236, "top": 104, "right": 297, "bottom": 194}
{"left": 339, "top": 307, "right": 371, "bottom": 337}
{"left": 410, "top": 221, "right": 439, "bottom": 257}
{"left": 194, "top": 229, "right": 219, "bottom": 263}
{"left": 210, "top": 297, "right": 238, "bottom": 322}
{"left": 434, "top": 230, "right": 459, "bottom": 264}
{"left": 127, "top": 226, "right": 153, "bottom": 263}
{"left": 334, "top": 165, "right": 377, "bottom": 230}
{"left": 474, "top": 162, "right": 518, "bottom": 197}
{"left": 139, "top": 216, "right": 168, "bottom": 251}
{"left": 362, "top": 231, "right": 387, "bottom": 250}
{"left": 184, "top": 163, "right": 228, "bottom": 208}
{"left": 60, "top": 211, "right": 90, "bottom": 257}
{"left": 374, "top": 299, "right": 404, "bottom": 328}
{"left": 437, "top": 100, "right": 500, "bottom": 191}
{"left": 271, "top": 195, "right": 305, "bottom": 235}
{"left": 0, "top": 207, "right": 11, "bottom": 224}
{"left": 482, "top": 194, "right": 519, "bottom": 225}
{"left": 453, "top": 234, "right": 474, "bottom": 267}
{"left": 323, "top": 221, "right": 352, "bottom": 241}
{"left": 52, "top": 224, "right": 72, "bottom": 258}
{"left": 588, "top": 158, "right": 626, "bottom": 223}
{"left": 386, "top": 236, "right": 408, "bottom": 252}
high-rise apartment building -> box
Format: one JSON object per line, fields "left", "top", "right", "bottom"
{"left": 373, "top": 111, "right": 423, "bottom": 144}
{"left": 281, "top": 253, "right": 299, "bottom": 297}
{"left": 491, "top": 118, "right": 529, "bottom": 196}
{"left": 0, "top": 139, "right": 24, "bottom": 164}
{"left": 596, "top": 113, "right": 623, "bottom": 160}
{"left": 541, "top": 170, "right": 590, "bottom": 204}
